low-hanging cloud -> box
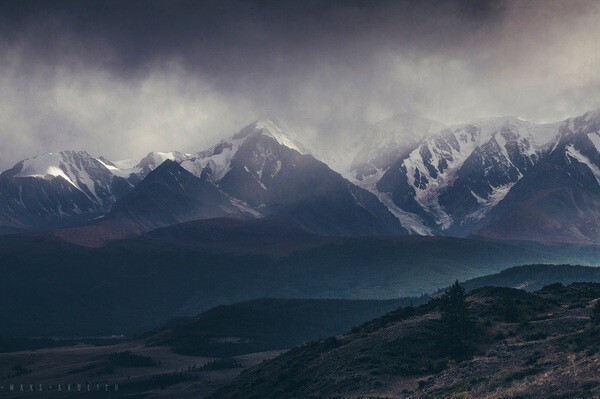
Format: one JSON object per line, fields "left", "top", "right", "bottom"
{"left": 0, "top": 0, "right": 599, "bottom": 170}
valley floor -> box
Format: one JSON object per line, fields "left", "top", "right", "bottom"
{"left": 0, "top": 343, "right": 283, "bottom": 398}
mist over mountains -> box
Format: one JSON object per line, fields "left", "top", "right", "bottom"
{"left": 2, "top": 107, "right": 600, "bottom": 245}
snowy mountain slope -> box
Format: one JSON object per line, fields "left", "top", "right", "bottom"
{"left": 133, "top": 151, "right": 192, "bottom": 180}
{"left": 179, "top": 136, "right": 247, "bottom": 182}
{"left": 373, "top": 116, "right": 560, "bottom": 236}
{"left": 347, "top": 168, "right": 434, "bottom": 235}
{"left": 343, "top": 113, "right": 445, "bottom": 234}
{"left": 180, "top": 119, "right": 307, "bottom": 183}
{"left": 347, "top": 114, "right": 554, "bottom": 235}
{"left": 0, "top": 150, "right": 136, "bottom": 231}
{"left": 0, "top": 148, "right": 198, "bottom": 232}
{"left": 10, "top": 150, "right": 125, "bottom": 204}
{"left": 0, "top": 173, "right": 95, "bottom": 232}
{"left": 350, "top": 112, "right": 445, "bottom": 181}
{"left": 178, "top": 119, "right": 408, "bottom": 236}
{"left": 477, "top": 108, "right": 600, "bottom": 243}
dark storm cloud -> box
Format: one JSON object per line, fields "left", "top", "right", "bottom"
{"left": 0, "top": 0, "right": 504, "bottom": 78}
{"left": 0, "top": 0, "right": 599, "bottom": 169}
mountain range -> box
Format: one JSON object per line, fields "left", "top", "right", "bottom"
{"left": 2, "top": 108, "right": 600, "bottom": 244}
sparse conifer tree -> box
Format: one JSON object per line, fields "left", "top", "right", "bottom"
{"left": 440, "top": 280, "right": 475, "bottom": 359}
{"left": 592, "top": 300, "right": 600, "bottom": 324}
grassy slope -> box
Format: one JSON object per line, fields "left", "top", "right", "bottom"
{"left": 210, "top": 283, "right": 600, "bottom": 399}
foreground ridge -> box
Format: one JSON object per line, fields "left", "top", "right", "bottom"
{"left": 211, "top": 282, "right": 600, "bottom": 399}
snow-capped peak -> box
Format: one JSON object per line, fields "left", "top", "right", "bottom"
{"left": 180, "top": 136, "right": 246, "bottom": 181}
{"left": 396, "top": 116, "right": 545, "bottom": 230}
{"left": 464, "top": 115, "right": 557, "bottom": 148}
{"left": 583, "top": 107, "right": 600, "bottom": 123}
{"left": 232, "top": 119, "right": 307, "bottom": 154}
{"left": 574, "top": 107, "right": 600, "bottom": 135}
{"left": 135, "top": 151, "right": 192, "bottom": 174}
{"left": 179, "top": 118, "right": 308, "bottom": 182}
{"left": 11, "top": 150, "right": 122, "bottom": 205}
{"left": 253, "top": 119, "right": 307, "bottom": 154}
{"left": 14, "top": 150, "right": 89, "bottom": 187}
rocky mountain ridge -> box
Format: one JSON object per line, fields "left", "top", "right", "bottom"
{"left": 2, "top": 108, "right": 600, "bottom": 243}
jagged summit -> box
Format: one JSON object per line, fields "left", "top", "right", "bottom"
{"left": 5, "top": 150, "right": 122, "bottom": 201}
{"left": 232, "top": 119, "right": 307, "bottom": 154}
{"left": 180, "top": 118, "right": 309, "bottom": 182}
{"left": 135, "top": 150, "right": 191, "bottom": 177}
{"left": 581, "top": 106, "right": 600, "bottom": 124}
{"left": 9, "top": 150, "right": 93, "bottom": 182}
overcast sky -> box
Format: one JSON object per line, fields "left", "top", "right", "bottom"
{"left": 1, "top": 0, "right": 599, "bottom": 169}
